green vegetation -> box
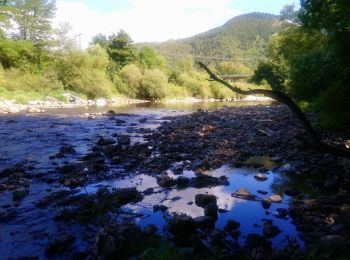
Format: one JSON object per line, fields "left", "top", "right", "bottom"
{"left": 251, "top": 2, "right": 350, "bottom": 128}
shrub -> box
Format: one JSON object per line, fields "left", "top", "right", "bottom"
{"left": 139, "top": 69, "right": 168, "bottom": 100}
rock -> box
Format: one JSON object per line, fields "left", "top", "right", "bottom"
{"left": 340, "top": 204, "right": 350, "bottom": 213}
{"left": 115, "top": 118, "right": 126, "bottom": 125}
{"left": 0, "top": 184, "right": 7, "bottom": 191}
{"left": 233, "top": 188, "right": 255, "bottom": 200}
{"left": 254, "top": 173, "right": 268, "bottom": 181}
{"left": 204, "top": 202, "right": 218, "bottom": 219}
{"left": 194, "top": 216, "right": 216, "bottom": 229}
{"left": 12, "top": 188, "right": 27, "bottom": 201}
{"left": 27, "top": 107, "right": 42, "bottom": 113}
{"left": 143, "top": 224, "right": 158, "bottom": 235}
{"left": 269, "top": 194, "right": 282, "bottom": 203}
{"left": 0, "top": 209, "right": 16, "bottom": 222}
{"left": 245, "top": 233, "right": 272, "bottom": 251}
{"left": 275, "top": 208, "right": 288, "bottom": 219}
{"left": 257, "top": 190, "right": 268, "bottom": 195}
{"left": 153, "top": 204, "right": 168, "bottom": 212}
{"left": 93, "top": 232, "right": 116, "bottom": 259}
{"left": 176, "top": 176, "right": 190, "bottom": 187}
{"left": 261, "top": 199, "right": 271, "bottom": 209}
{"left": 319, "top": 235, "right": 347, "bottom": 249}
{"left": 44, "top": 234, "right": 75, "bottom": 256}
{"left": 194, "top": 194, "right": 217, "bottom": 208}
{"left": 143, "top": 188, "right": 154, "bottom": 195}
{"left": 168, "top": 214, "right": 196, "bottom": 238}
{"left": 96, "top": 137, "right": 116, "bottom": 146}
{"left": 157, "top": 175, "right": 175, "bottom": 188}
{"left": 177, "top": 247, "right": 194, "bottom": 255}
{"left": 224, "top": 220, "right": 240, "bottom": 232}
{"left": 262, "top": 221, "right": 281, "bottom": 238}
{"left": 58, "top": 145, "right": 76, "bottom": 155}
{"left": 114, "top": 188, "right": 141, "bottom": 205}
{"left": 117, "top": 136, "right": 131, "bottom": 145}
{"left": 284, "top": 189, "right": 300, "bottom": 197}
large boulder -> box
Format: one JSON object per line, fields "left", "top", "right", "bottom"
{"left": 195, "top": 194, "right": 217, "bottom": 208}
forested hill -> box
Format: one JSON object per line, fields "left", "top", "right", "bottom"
{"left": 142, "top": 13, "right": 284, "bottom": 65}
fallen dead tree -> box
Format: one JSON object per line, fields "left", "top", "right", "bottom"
{"left": 198, "top": 62, "right": 350, "bottom": 159}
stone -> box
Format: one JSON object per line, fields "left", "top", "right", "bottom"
{"left": 319, "top": 235, "right": 347, "bottom": 249}
{"left": 143, "top": 224, "right": 158, "bottom": 235}
{"left": 176, "top": 176, "right": 190, "bottom": 187}
{"left": 168, "top": 214, "right": 196, "bottom": 238}
{"left": 263, "top": 221, "right": 281, "bottom": 238}
{"left": 194, "top": 194, "right": 217, "bottom": 208}
{"left": 44, "top": 234, "right": 75, "bottom": 257}
{"left": 257, "top": 190, "right": 268, "bottom": 195}
{"left": 245, "top": 233, "right": 272, "bottom": 251}
{"left": 269, "top": 194, "right": 282, "bottom": 203}
{"left": 115, "top": 118, "right": 126, "bottom": 125}
{"left": 194, "top": 216, "right": 216, "bottom": 229}
{"left": 0, "top": 209, "right": 16, "bottom": 222}
{"left": 0, "top": 184, "right": 7, "bottom": 191}
{"left": 284, "top": 189, "right": 300, "bottom": 197}
{"left": 93, "top": 232, "right": 116, "bottom": 258}
{"left": 12, "top": 188, "right": 27, "bottom": 201}
{"left": 224, "top": 220, "right": 240, "bottom": 232}
{"left": 157, "top": 175, "right": 175, "bottom": 188}
{"left": 96, "top": 137, "right": 116, "bottom": 146}
{"left": 204, "top": 202, "right": 218, "bottom": 219}
{"left": 27, "top": 107, "right": 42, "bottom": 113}
{"left": 117, "top": 136, "right": 131, "bottom": 145}
{"left": 233, "top": 188, "right": 255, "bottom": 200}
{"left": 261, "top": 199, "right": 271, "bottom": 209}
{"left": 254, "top": 173, "right": 268, "bottom": 181}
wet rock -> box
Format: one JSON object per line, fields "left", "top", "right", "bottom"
{"left": 168, "top": 214, "right": 196, "bottom": 238}
{"left": 262, "top": 220, "right": 281, "bottom": 238}
{"left": 275, "top": 208, "right": 288, "bottom": 219}
{"left": 143, "top": 188, "right": 154, "bottom": 195}
{"left": 269, "top": 194, "right": 282, "bottom": 203}
{"left": 117, "top": 136, "right": 131, "bottom": 145}
{"left": 194, "top": 216, "right": 216, "bottom": 229}
{"left": 58, "top": 145, "right": 76, "bottom": 156}
{"left": 232, "top": 188, "right": 255, "bottom": 200}
{"left": 93, "top": 232, "right": 116, "bottom": 259}
{"left": 12, "top": 188, "right": 27, "bottom": 201}
{"left": 44, "top": 234, "right": 75, "bottom": 257}
{"left": 153, "top": 204, "right": 168, "bottom": 212}
{"left": 245, "top": 233, "right": 272, "bottom": 252}
{"left": 96, "top": 137, "right": 116, "bottom": 146}
{"left": 157, "top": 175, "right": 175, "bottom": 188}
{"left": 106, "top": 110, "right": 117, "bottom": 116}
{"left": 254, "top": 173, "right": 268, "bottom": 181}
{"left": 194, "top": 194, "right": 217, "bottom": 208}
{"left": 143, "top": 224, "right": 158, "bottom": 235}
{"left": 257, "top": 190, "right": 268, "bottom": 195}
{"left": 284, "top": 189, "right": 300, "bottom": 197}
{"left": 261, "top": 199, "right": 271, "bottom": 209}
{"left": 204, "top": 202, "right": 218, "bottom": 219}
{"left": 319, "top": 235, "right": 347, "bottom": 249}
{"left": 0, "top": 209, "right": 16, "bottom": 222}
{"left": 176, "top": 176, "right": 190, "bottom": 187}
{"left": 0, "top": 184, "right": 7, "bottom": 191}
{"left": 114, "top": 187, "right": 141, "bottom": 205}
{"left": 191, "top": 175, "right": 227, "bottom": 188}
{"left": 177, "top": 247, "right": 194, "bottom": 255}
{"left": 223, "top": 220, "right": 240, "bottom": 232}
{"left": 115, "top": 118, "right": 126, "bottom": 125}
{"left": 340, "top": 204, "right": 350, "bottom": 213}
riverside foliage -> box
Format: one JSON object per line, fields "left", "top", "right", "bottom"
{"left": 0, "top": 1, "right": 275, "bottom": 102}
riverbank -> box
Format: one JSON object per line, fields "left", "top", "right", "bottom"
{"left": 0, "top": 94, "right": 272, "bottom": 114}
{"left": 0, "top": 104, "right": 349, "bottom": 259}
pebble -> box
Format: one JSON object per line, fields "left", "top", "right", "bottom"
{"left": 269, "top": 194, "right": 282, "bottom": 203}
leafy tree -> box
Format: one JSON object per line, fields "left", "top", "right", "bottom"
{"left": 107, "top": 30, "right": 136, "bottom": 70}
{"left": 139, "top": 69, "right": 167, "bottom": 100}
{"left": 91, "top": 33, "right": 108, "bottom": 48}
{"left": 139, "top": 46, "right": 166, "bottom": 69}
{"left": 6, "top": 0, "right": 56, "bottom": 42}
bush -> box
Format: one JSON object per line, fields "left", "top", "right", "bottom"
{"left": 138, "top": 69, "right": 168, "bottom": 100}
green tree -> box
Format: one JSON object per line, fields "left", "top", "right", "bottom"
{"left": 7, "top": 0, "right": 56, "bottom": 42}
{"left": 91, "top": 33, "right": 108, "bottom": 48}
{"left": 107, "top": 30, "right": 136, "bottom": 70}
{"left": 139, "top": 46, "right": 166, "bottom": 69}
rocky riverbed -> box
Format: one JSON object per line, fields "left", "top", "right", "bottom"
{"left": 0, "top": 103, "right": 349, "bottom": 259}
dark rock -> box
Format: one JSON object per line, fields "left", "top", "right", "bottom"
{"left": 257, "top": 190, "right": 268, "bottom": 195}
{"left": 261, "top": 199, "right": 271, "bottom": 209}
{"left": 319, "top": 235, "right": 347, "bottom": 249}
{"left": 114, "top": 187, "right": 141, "bottom": 205}
{"left": 96, "top": 137, "right": 116, "bottom": 146}
{"left": 224, "top": 220, "right": 240, "bottom": 231}
{"left": 44, "top": 234, "right": 75, "bottom": 257}
{"left": 262, "top": 220, "right": 281, "bottom": 238}
{"left": 157, "top": 175, "right": 175, "bottom": 188}
{"left": 143, "top": 188, "right": 154, "bottom": 195}
{"left": 284, "top": 189, "right": 300, "bottom": 197}
{"left": 153, "top": 204, "right": 168, "bottom": 212}
{"left": 168, "top": 214, "right": 196, "bottom": 238}
{"left": 245, "top": 233, "right": 272, "bottom": 251}
{"left": 58, "top": 145, "right": 76, "bottom": 155}
{"left": 204, "top": 202, "right": 218, "bottom": 219}
{"left": 115, "top": 118, "right": 126, "bottom": 125}
{"left": 143, "top": 224, "right": 158, "bottom": 235}
{"left": 0, "top": 209, "right": 16, "bottom": 222}
{"left": 275, "top": 208, "right": 288, "bottom": 219}
{"left": 106, "top": 110, "right": 117, "bottom": 116}
{"left": 12, "top": 188, "right": 27, "bottom": 201}
{"left": 117, "top": 136, "right": 131, "bottom": 145}
{"left": 176, "top": 176, "right": 190, "bottom": 187}
{"left": 194, "top": 216, "right": 216, "bottom": 229}
{"left": 93, "top": 231, "right": 116, "bottom": 259}
{"left": 195, "top": 194, "right": 217, "bottom": 208}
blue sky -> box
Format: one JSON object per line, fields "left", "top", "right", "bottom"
{"left": 55, "top": 0, "right": 300, "bottom": 47}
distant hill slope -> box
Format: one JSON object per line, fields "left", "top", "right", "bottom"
{"left": 141, "top": 13, "right": 284, "bottom": 66}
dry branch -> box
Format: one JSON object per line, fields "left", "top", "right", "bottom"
{"left": 198, "top": 61, "right": 350, "bottom": 159}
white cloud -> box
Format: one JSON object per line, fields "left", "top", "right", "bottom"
{"left": 54, "top": 0, "right": 240, "bottom": 48}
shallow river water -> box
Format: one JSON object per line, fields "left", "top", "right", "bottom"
{"left": 0, "top": 101, "right": 306, "bottom": 258}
